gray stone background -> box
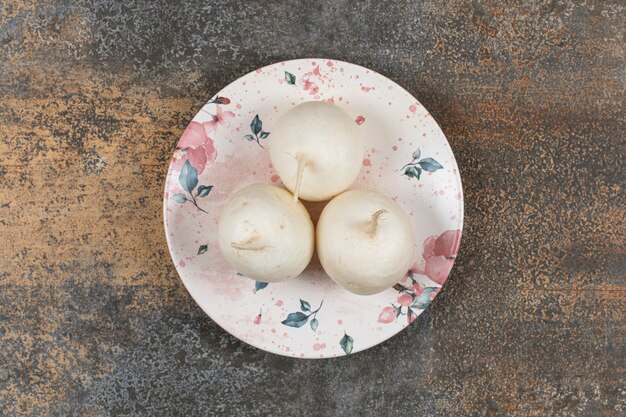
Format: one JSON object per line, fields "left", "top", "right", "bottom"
{"left": 0, "top": 1, "right": 624, "bottom": 416}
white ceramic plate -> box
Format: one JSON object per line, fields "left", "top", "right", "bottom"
{"left": 163, "top": 58, "right": 463, "bottom": 358}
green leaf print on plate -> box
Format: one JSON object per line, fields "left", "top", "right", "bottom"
{"left": 171, "top": 160, "right": 211, "bottom": 213}
{"left": 284, "top": 71, "right": 296, "bottom": 85}
{"left": 254, "top": 281, "right": 269, "bottom": 293}
{"left": 401, "top": 149, "right": 443, "bottom": 180}
{"left": 196, "top": 185, "right": 213, "bottom": 197}
{"left": 281, "top": 299, "right": 323, "bottom": 330}
{"left": 243, "top": 115, "right": 270, "bottom": 148}
{"left": 340, "top": 333, "right": 354, "bottom": 355}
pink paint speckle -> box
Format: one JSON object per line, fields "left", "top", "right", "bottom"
{"left": 303, "top": 78, "right": 319, "bottom": 96}
{"left": 456, "top": 192, "right": 462, "bottom": 200}
{"left": 326, "top": 60, "right": 333, "bottom": 67}
{"left": 361, "top": 86, "right": 373, "bottom": 92}
{"left": 392, "top": 145, "right": 398, "bottom": 151}
{"left": 363, "top": 159, "right": 372, "bottom": 167}
{"left": 337, "top": 319, "right": 343, "bottom": 325}
{"left": 178, "top": 260, "right": 185, "bottom": 267}
{"left": 271, "top": 175, "right": 280, "bottom": 183}
{"left": 271, "top": 328, "right": 276, "bottom": 334}
{"left": 355, "top": 115, "right": 365, "bottom": 125}
{"left": 255, "top": 68, "right": 262, "bottom": 73}
{"left": 313, "top": 343, "right": 327, "bottom": 351}
{"left": 276, "top": 300, "right": 284, "bottom": 307}
{"left": 312, "top": 66, "right": 321, "bottom": 76}
{"left": 409, "top": 104, "right": 417, "bottom": 113}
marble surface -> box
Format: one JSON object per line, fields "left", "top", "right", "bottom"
{"left": 0, "top": 1, "right": 624, "bottom": 416}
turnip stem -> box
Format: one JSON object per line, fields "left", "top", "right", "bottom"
{"left": 365, "top": 209, "right": 388, "bottom": 237}
{"left": 293, "top": 156, "right": 306, "bottom": 203}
